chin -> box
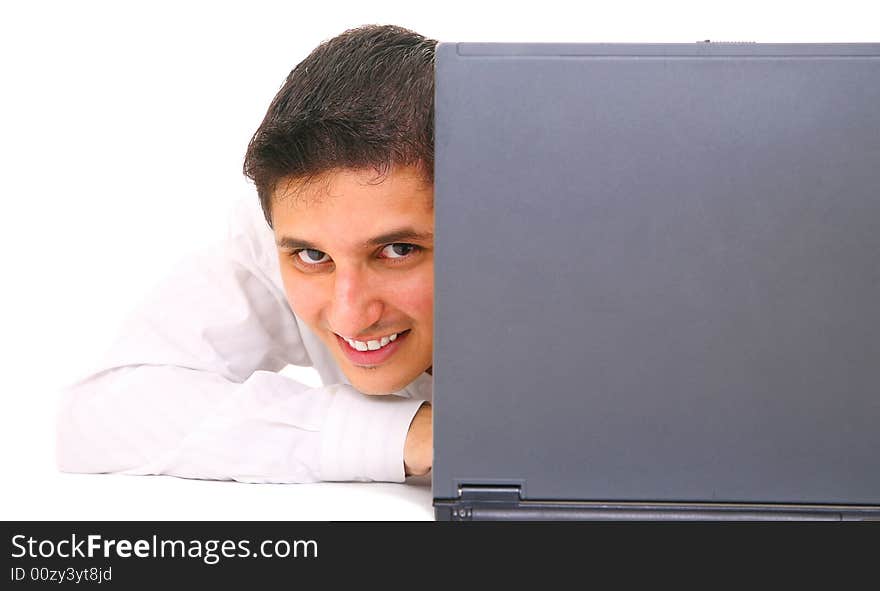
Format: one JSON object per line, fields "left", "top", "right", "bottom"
{"left": 345, "top": 369, "right": 415, "bottom": 396}
{"left": 349, "top": 378, "right": 401, "bottom": 396}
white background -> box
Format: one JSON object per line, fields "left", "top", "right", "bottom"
{"left": 1, "top": 0, "right": 876, "bottom": 520}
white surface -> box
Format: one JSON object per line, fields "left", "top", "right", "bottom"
{"left": 1, "top": 0, "right": 876, "bottom": 520}
{"left": 21, "top": 471, "right": 434, "bottom": 521}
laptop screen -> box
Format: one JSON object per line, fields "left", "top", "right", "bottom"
{"left": 433, "top": 42, "right": 880, "bottom": 515}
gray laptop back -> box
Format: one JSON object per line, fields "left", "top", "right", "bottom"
{"left": 432, "top": 42, "right": 880, "bottom": 519}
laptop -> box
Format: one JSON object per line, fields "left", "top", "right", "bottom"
{"left": 432, "top": 41, "right": 880, "bottom": 520}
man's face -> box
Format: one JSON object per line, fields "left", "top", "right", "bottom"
{"left": 271, "top": 165, "right": 434, "bottom": 395}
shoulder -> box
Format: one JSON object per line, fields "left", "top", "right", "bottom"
{"left": 224, "top": 196, "right": 285, "bottom": 293}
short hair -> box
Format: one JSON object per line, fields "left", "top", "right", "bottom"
{"left": 243, "top": 24, "right": 437, "bottom": 228}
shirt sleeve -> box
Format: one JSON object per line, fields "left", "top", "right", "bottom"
{"left": 55, "top": 198, "right": 427, "bottom": 484}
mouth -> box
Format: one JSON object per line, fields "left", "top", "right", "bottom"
{"left": 335, "top": 330, "right": 411, "bottom": 367}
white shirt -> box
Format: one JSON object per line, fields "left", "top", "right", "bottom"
{"left": 55, "top": 197, "right": 432, "bottom": 484}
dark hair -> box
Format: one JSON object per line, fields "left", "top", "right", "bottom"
{"left": 243, "top": 24, "right": 437, "bottom": 228}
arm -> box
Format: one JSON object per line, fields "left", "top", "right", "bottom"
{"left": 404, "top": 403, "right": 432, "bottom": 477}
{"left": 55, "top": 198, "right": 426, "bottom": 483}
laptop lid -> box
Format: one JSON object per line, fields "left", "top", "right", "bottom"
{"left": 432, "top": 42, "right": 880, "bottom": 520}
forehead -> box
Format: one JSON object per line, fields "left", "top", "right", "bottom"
{"left": 271, "top": 166, "right": 434, "bottom": 247}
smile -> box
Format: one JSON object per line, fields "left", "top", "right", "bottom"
{"left": 335, "top": 330, "right": 411, "bottom": 366}
{"left": 342, "top": 332, "right": 403, "bottom": 351}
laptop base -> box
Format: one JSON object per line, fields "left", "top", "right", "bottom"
{"left": 434, "top": 487, "right": 880, "bottom": 521}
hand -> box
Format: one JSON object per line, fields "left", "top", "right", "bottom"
{"left": 404, "top": 403, "right": 432, "bottom": 476}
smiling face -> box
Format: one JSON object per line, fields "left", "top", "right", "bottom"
{"left": 271, "top": 165, "right": 434, "bottom": 395}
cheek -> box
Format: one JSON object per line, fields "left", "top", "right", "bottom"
{"left": 280, "top": 268, "right": 324, "bottom": 323}
{"left": 391, "top": 267, "right": 433, "bottom": 322}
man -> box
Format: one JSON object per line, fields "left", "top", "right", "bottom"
{"left": 56, "top": 24, "right": 435, "bottom": 483}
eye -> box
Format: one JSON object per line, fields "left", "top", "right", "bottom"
{"left": 380, "top": 243, "right": 418, "bottom": 259}
{"left": 294, "top": 248, "right": 331, "bottom": 265}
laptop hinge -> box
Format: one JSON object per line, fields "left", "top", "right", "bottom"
{"left": 448, "top": 485, "right": 523, "bottom": 520}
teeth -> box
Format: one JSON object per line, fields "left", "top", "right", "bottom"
{"left": 344, "top": 331, "right": 402, "bottom": 352}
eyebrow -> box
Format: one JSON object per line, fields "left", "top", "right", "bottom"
{"left": 276, "top": 228, "right": 434, "bottom": 251}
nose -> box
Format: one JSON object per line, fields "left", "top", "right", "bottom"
{"left": 328, "top": 265, "right": 384, "bottom": 338}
